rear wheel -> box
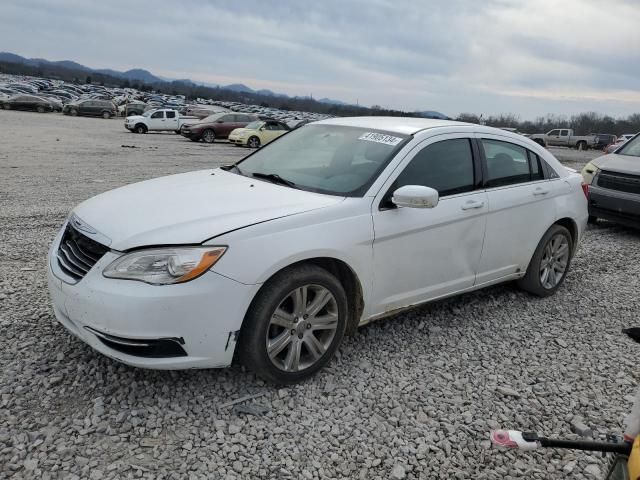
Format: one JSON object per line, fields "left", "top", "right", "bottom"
{"left": 135, "top": 124, "right": 147, "bottom": 134}
{"left": 517, "top": 224, "right": 572, "bottom": 297}
{"left": 202, "top": 129, "right": 216, "bottom": 143}
{"left": 37, "top": 106, "right": 45, "bottom": 113}
{"left": 248, "top": 136, "right": 261, "bottom": 148}
{"left": 577, "top": 141, "right": 586, "bottom": 151}
{"left": 238, "top": 264, "right": 348, "bottom": 384}
{"left": 4, "top": 104, "right": 11, "bottom": 110}
{"left": 70, "top": 109, "right": 78, "bottom": 116}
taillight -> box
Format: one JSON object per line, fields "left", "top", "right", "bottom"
{"left": 581, "top": 182, "right": 590, "bottom": 199}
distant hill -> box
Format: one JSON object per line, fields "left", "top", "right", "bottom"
{"left": 415, "top": 110, "right": 450, "bottom": 120}
{"left": 0, "top": 51, "right": 415, "bottom": 118}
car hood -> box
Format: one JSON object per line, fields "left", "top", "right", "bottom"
{"left": 592, "top": 154, "right": 640, "bottom": 175}
{"left": 73, "top": 169, "right": 344, "bottom": 251}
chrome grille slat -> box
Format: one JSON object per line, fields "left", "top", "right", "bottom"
{"left": 56, "top": 224, "right": 109, "bottom": 282}
{"left": 63, "top": 240, "right": 94, "bottom": 267}
{"left": 59, "top": 243, "right": 90, "bottom": 272}
{"left": 56, "top": 253, "right": 85, "bottom": 278}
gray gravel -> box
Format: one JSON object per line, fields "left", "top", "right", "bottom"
{"left": 1, "top": 110, "right": 639, "bottom": 479}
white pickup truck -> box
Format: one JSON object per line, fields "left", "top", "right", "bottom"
{"left": 125, "top": 109, "right": 197, "bottom": 134}
{"left": 529, "top": 128, "right": 596, "bottom": 150}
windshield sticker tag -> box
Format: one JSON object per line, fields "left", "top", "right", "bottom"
{"left": 358, "top": 132, "right": 403, "bottom": 146}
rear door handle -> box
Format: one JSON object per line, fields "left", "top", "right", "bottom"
{"left": 533, "top": 186, "right": 550, "bottom": 196}
{"left": 461, "top": 200, "right": 485, "bottom": 210}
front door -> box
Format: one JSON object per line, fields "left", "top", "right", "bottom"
{"left": 370, "top": 135, "right": 487, "bottom": 316}
{"left": 147, "top": 110, "right": 165, "bottom": 129}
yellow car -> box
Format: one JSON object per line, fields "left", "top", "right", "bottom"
{"left": 228, "top": 120, "right": 290, "bottom": 148}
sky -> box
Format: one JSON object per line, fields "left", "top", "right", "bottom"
{"left": 2, "top": 0, "right": 640, "bottom": 119}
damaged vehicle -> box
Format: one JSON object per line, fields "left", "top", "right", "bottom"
{"left": 48, "top": 117, "right": 588, "bottom": 383}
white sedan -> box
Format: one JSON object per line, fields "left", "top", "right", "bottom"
{"left": 48, "top": 117, "right": 588, "bottom": 383}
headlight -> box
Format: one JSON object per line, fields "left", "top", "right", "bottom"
{"left": 103, "top": 246, "right": 226, "bottom": 285}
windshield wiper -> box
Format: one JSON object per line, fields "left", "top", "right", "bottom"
{"left": 251, "top": 172, "right": 298, "bottom": 189}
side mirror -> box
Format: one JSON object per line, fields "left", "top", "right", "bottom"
{"left": 392, "top": 185, "right": 439, "bottom": 209}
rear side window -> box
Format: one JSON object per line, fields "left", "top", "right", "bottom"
{"left": 166, "top": 111, "right": 176, "bottom": 119}
{"left": 481, "top": 139, "right": 545, "bottom": 187}
{"left": 560, "top": 130, "right": 568, "bottom": 137}
{"left": 394, "top": 139, "right": 475, "bottom": 197}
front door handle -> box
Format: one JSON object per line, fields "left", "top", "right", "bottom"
{"left": 533, "top": 186, "right": 550, "bottom": 196}
{"left": 461, "top": 200, "right": 485, "bottom": 210}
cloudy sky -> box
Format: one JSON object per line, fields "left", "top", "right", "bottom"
{"left": 2, "top": 0, "right": 640, "bottom": 118}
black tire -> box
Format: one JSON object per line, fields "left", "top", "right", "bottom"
{"left": 577, "top": 141, "right": 586, "bottom": 151}
{"left": 202, "top": 129, "right": 216, "bottom": 143}
{"left": 190, "top": 137, "right": 200, "bottom": 142}
{"left": 248, "top": 136, "right": 261, "bottom": 148}
{"left": 517, "top": 224, "right": 573, "bottom": 297}
{"left": 588, "top": 215, "right": 598, "bottom": 224}
{"left": 37, "top": 106, "right": 45, "bottom": 113}
{"left": 534, "top": 139, "right": 546, "bottom": 147}
{"left": 102, "top": 111, "right": 111, "bottom": 119}
{"left": 134, "top": 124, "right": 147, "bottom": 134}
{"left": 70, "top": 109, "right": 78, "bottom": 116}
{"left": 4, "top": 104, "right": 11, "bottom": 110}
{"left": 174, "top": 130, "right": 181, "bottom": 134}
{"left": 238, "top": 264, "right": 348, "bottom": 384}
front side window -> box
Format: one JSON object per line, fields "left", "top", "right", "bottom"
{"left": 548, "top": 130, "right": 559, "bottom": 136}
{"left": 482, "top": 139, "right": 540, "bottom": 187}
{"left": 150, "top": 111, "right": 164, "bottom": 119}
{"left": 394, "top": 139, "right": 475, "bottom": 197}
{"left": 237, "top": 125, "right": 409, "bottom": 196}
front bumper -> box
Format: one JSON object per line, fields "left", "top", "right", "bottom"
{"left": 589, "top": 185, "right": 640, "bottom": 228}
{"left": 47, "top": 227, "right": 259, "bottom": 369}
{"left": 180, "top": 129, "right": 201, "bottom": 140}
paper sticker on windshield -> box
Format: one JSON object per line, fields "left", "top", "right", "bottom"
{"left": 358, "top": 132, "right": 403, "bottom": 146}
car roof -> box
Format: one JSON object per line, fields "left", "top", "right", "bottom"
{"left": 315, "top": 116, "right": 470, "bottom": 135}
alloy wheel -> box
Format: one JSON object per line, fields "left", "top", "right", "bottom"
{"left": 203, "top": 130, "right": 215, "bottom": 143}
{"left": 266, "top": 284, "right": 339, "bottom": 372}
{"left": 539, "top": 233, "right": 570, "bottom": 289}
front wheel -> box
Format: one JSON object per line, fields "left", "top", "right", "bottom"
{"left": 102, "top": 111, "right": 111, "bottom": 119}
{"left": 238, "top": 265, "right": 348, "bottom": 384}
{"left": 248, "top": 136, "right": 261, "bottom": 148}
{"left": 37, "top": 106, "right": 45, "bottom": 113}
{"left": 135, "top": 124, "right": 147, "bottom": 134}
{"left": 70, "top": 109, "right": 78, "bottom": 116}
{"left": 517, "top": 224, "right": 573, "bottom": 297}
{"left": 202, "top": 129, "right": 216, "bottom": 143}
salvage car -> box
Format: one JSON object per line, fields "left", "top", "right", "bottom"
{"left": 47, "top": 118, "right": 588, "bottom": 383}
{"left": 581, "top": 134, "right": 640, "bottom": 227}
{"left": 228, "top": 120, "right": 290, "bottom": 148}
{"left": 0, "top": 94, "right": 54, "bottom": 112}
{"left": 605, "top": 134, "right": 636, "bottom": 153}
{"left": 180, "top": 112, "right": 257, "bottom": 143}
{"left": 63, "top": 99, "right": 117, "bottom": 118}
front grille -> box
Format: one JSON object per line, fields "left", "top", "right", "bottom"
{"left": 57, "top": 225, "right": 109, "bottom": 281}
{"left": 597, "top": 170, "right": 640, "bottom": 195}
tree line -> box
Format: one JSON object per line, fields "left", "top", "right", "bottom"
{"left": 455, "top": 112, "right": 640, "bottom": 137}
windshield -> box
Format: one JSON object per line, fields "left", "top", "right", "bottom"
{"left": 618, "top": 135, "right": 640, "bottom": 157}
{"left": 142, "top": 110, "right": 154, "bottom": 117}
{"left": 245, "top": 121, "right": 264, "bottom": 130}
{"left": 237, "top": 124, "right": 410, "bottom": 196}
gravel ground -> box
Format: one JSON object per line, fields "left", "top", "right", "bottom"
{"left": 1, "top": 110, "right": 639, "bottom": 479}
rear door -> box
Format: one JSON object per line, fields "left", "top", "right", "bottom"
{"left": 559, "top": 129, "right": 570, "bottom": 146}
{"left": 474, "top": 135, "right": 557, "bottom": 284}
{"left": 79, "top": 101, "right": 93, "bottom": 115}
{"left": 165, "top": 110, "right": 179, "bottom": 130}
